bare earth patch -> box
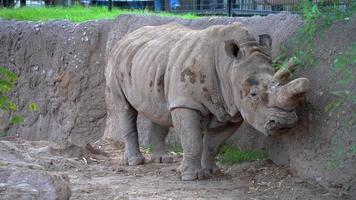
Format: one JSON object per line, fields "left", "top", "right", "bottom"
{"left": 0, "top": 137, "right": 344, "bottom": 200}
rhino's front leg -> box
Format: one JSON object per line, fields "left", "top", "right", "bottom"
{"left": 202, "top": 121, "right": 242, "bottom": 176}
{"left": 171, "top": 108, "right": 204, "bottom": 181}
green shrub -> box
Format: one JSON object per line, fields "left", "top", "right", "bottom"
{"left": 0, "top": 67, "right": 38, "bottom": 137}
{"left": 0, "top": 67, "right": 22, "bottom": 126}
{"left": 284, "top": 0, "right": 356, "bottom": 68}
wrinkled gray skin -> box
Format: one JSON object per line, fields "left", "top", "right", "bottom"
{"left": 108, "top": 23, "right": 309, "bottom": 181}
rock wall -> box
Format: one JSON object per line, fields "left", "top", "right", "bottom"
{"left": 0, "top": 20, "right": 112, "bottom": 146}
{"left": 267, "top": 17, "right": 356, "bottom": 196}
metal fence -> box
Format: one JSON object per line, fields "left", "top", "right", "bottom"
{"left": 1, "top": 0, "right": 354, "bottom": 16}
{"left": 92, "top": 0, "right": 353, "bottom": 16}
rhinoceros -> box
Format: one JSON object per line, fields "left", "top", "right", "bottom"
{"left": 107, "top": 23, "right": 309, "bottom": 181}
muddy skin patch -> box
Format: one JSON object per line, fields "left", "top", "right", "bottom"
{"left": 203, "top": 87, "right": 209, "bottom": 93}
{"left": 246, "top": 78, "right": 259, "bottom": 86}
{"left": 157, "top": 75, "right": 164, "bottom": 86}
{"left": 200, "top": 72, "right": 206, "bottom": 84}
{"left": 149, "top": 81, "right": 153, "bottom": 87}
{"left": 180, "top": 68, "right": 197, "bottom": 84}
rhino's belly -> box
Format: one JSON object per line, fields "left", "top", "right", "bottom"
{"left": 125, "top": 89, "right": 173, "bottom": 127}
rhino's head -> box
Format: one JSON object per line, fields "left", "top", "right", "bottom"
{"left": 224, "top": 33, "right": 309, "bottom": 136}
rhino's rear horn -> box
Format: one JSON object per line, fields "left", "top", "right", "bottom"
{"left": 276, "top": 78, "right": 310, "bottom": 111}
{"left": 273, "top": 57, "right": 299, "bottom": 85}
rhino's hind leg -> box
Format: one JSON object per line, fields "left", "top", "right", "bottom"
{"left": 109, "top": 72, "right": 144, "bottom": 166}
{"left": 148, "top": 122, "right": 173, "bottom": 163}
{"left": 171, "top": 108, "right": 204, "bottom": 181}
{"left": 202, "top": 121, "right": 242, "bottom": 176}
{"left": 119, "top": 109, "right": 145, "bottom": 166}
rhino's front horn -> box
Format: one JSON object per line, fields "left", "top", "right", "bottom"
{"left": 276, "top": 78, "right": 310, "bottom": 111}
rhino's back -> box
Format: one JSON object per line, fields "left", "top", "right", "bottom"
{"left": 110, "top": 24, "right": 200, "bottom": 126}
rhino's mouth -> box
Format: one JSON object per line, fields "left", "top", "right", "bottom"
{"left": 264, "top": 110, "right": 297, "bottom": 136}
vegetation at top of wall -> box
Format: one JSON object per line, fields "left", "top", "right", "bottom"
{"left": 277, "top": 0, "right": 356, "bottom": 69}
{"left": 0, "top": 67, "right": 38, "bottom": 137}
{"left": 0, "top": 6, "right": 199, "bottom": 22}
{"left": 217, "top": 144, "right": 267, "bottom": 165}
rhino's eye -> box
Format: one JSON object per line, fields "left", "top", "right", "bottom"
{"left": 250, "top": 92, "right": 258, "bottom": 100}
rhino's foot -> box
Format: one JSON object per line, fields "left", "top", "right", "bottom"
{"left": 124, "top": 153, "right": 145, "bottom": 166}
{"left": 151, "top": 154, "right": 174, "bottom": 163}
{"left": 202, "top": 166, "right": 220, "bottom": 177}
{"left": 177, "top": 164, "right": 204, "bottom": 181}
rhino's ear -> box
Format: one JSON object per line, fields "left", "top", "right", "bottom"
{"left": 225, "top": 40, "right": 240, "bottom": 59}
{"left": 259, "top": 34, "right": 272, "bottom": 48}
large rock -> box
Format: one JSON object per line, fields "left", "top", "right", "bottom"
{"left": 0, "top": 168, "right": 71, "bottom": 200}
{"left": 0, "top": 140, "right": 71, "bottom": 200}
{"left": 0, "top": 20, "right": 112, "bottom": 146}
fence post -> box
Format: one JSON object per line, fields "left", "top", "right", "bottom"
{"left": 227, "top": 0, "right": 232, "bottom": 17}
{"left": 108, "top": 0, "right": 113, "bottom": 11}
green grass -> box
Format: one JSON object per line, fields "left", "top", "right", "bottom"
{"left": 217, "top": 144, "right": 267, "bottom": 165}
{"left": 168, "top": 144, "right": 183, "bottom": 156}
{"left": 0, "top": 6, "right": 199, "bottom": 23}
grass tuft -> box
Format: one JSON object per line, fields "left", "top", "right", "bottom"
{"left": 217, "top": 143, "right": 267, "bottom": 165}
{"left": 0, "top": 6, "right": 199, "bottom": 23}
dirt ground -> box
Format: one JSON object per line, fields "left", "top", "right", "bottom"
{"left": 0, "top": 137, "right": 347, "bottom": 200}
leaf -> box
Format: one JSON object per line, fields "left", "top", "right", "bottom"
{"left": 10, "top": 115, "right": 24, "bottom": 125}
{"left": 8, "top": 101, "right": 17, "bottom": 111}
{"left": 330, "top": 90, "right": 350, "bottom": 98}
{"left": 0, "top": 80, "right": 13, "bottom": 93}
{"left": 27, "top": 102, "right": 39, "bottom": 112}
{"left": 0, "top": 67, "right": 18, "bottom": 82}
{"left": 336, "top": 78, "right": 352, "bottom": 85}
{"left": 0, "top": 95, "right": 10, "bottom": 110}
{"left": 324, "top": 99, "right": 342, "bottom": 113}
{"left": 351, "top": 144, "right": 356, "bottom": 155}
